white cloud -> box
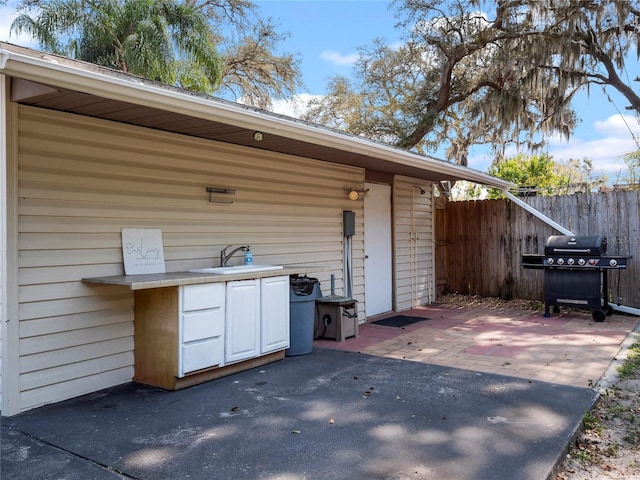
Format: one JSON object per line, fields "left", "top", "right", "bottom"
{"left": 269, "top": 93, "right": 321, "bottom": 118}
{"left": 546, "top": 114, "right": 640, "bottom": 174}
{"left": 320, "top": 50, "right": 358, "bottom": 67}
{"left": 593, "top": 114, "right": 640, "bottom": 137}
{"left": 467, "top": 114, "right": 640, "bottom": 176}
{"left": 547, "top": 138, "right": 629, "bottom": 172}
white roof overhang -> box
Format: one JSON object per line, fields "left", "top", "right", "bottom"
{"left": 0, "top": 42, "right": 514, "bottom": 190}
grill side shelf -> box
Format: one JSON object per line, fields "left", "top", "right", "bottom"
{"left": 521, "top": 254, "right": 545, "bottom": 269}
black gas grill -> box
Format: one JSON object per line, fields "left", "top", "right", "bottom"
{"left": 522, "top": 235, "right": 631, "bottom": 322}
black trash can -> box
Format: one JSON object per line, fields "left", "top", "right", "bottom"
{"left": 286, "top": 276, "right": 321, "bottom": 356}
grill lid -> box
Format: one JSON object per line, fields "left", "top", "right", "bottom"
{"left": 545, "top": 235, "right": 606, "bottom": 256}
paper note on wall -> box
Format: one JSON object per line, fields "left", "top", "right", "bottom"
{"left": 121, "top": 228, "right": 166, "bottom": 275}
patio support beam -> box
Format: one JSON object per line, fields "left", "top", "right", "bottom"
{"left": 608, "top": 303, "right": 640, "bottom": 317}
{"left": 503, "top": 189, "right": 574, "bottom": 236}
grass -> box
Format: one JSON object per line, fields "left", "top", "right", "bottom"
{"left": 608, "top": 341, "right": 640, "bottom": 447}
{"left": 616, "top": 341, "right": 640, "bottom": 379}
{"left": 582, "top": 410, "right": 602, "bottom": 434}
{"left": 564, "top": 337, "right": 640, "bottom": 470}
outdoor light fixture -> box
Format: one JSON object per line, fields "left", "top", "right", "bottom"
{"left": 348, "top": 188, "right": 369, "bottom": 200}
{"left": 253, "top": 131, "right": 264, "bottom": 142}
{"left": 206, "top": 187, "right": 235, "bottom": 204}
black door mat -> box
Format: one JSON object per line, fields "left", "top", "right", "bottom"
{"left": 371, "top": 315, "right": 430, "bottom": 327}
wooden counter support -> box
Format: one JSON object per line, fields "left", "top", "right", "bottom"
{"left": 134, "top": 287, "right": 181, "bottom": 389}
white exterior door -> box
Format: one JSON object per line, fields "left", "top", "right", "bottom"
{"left": 364, "top": 182, "right": 393, "bottom": 317}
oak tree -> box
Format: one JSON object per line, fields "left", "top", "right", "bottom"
{"left": 304, "top": 0, "right": 640, "bottom": 165}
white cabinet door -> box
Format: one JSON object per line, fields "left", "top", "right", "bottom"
{"left": 179, "top": 283, "right": 225, "bottom": 376}
{"left": 260, "top": 275, "right": 290, "bottom": 353}
{"left": 225, "top": 279, "right": 260, "bottom": 363}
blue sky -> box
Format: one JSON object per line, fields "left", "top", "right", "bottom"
{"left": 2, "top": 0, "right": 639, "bottom": 179}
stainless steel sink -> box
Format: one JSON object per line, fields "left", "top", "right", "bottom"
{"left": 189, "top": 265, "right": 284, "bottom": 275}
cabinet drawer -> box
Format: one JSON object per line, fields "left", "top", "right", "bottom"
{"left": 182, "top": 309, "right": 224, "bottom": 343}
{"left": 182, "top": 283, "right": 225, "bottom": 311}
{"left": 181, "top": 338, "right": 224, "bottom": 375}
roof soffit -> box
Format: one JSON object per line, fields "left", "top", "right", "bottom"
{"left": 0, "top": 43, "right": 514, "bottom": 189}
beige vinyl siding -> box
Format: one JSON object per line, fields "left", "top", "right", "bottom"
{"left": 16, "top": 105, "right": 363, "bottom": 412}
{"left": 393, "top": 176, "right": 435, "bottom": 311}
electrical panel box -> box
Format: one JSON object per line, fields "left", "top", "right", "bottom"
{"left": 343, "top": 210, "right": 355, "bottom": 237}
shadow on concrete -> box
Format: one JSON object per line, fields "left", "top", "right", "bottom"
{"left": 2, "top": 348, "right": 597, "bottom": 480}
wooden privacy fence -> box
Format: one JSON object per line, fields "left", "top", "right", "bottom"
{"left": 439, "top": 190, "right": 640, "bottom": 308}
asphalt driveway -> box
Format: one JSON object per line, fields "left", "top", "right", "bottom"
{"left": 2, "top": 348, "right": 597, "bottom": 480}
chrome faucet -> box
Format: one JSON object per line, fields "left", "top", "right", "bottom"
{"left": 220, "top": 245, "right": 248, "bottom": 267}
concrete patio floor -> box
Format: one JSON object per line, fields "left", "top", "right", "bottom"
{"left": 2, "top": 303, "right": 638, "bottom": 480}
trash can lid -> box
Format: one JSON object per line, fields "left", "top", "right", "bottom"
{"left": 290, "top": 276, "right": 319, "bottom": 296}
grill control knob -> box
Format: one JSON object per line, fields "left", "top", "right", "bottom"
{"left": 557, "top": 258, "right": 565, "bottom": 265}
{"left": 578, "top": 258, "right": 586, "bottom": 266}
{"left": 546, "top": 258, "right": 554, "bottom": 265}
{"left": 567, "top": 258, "right": 575, "bottom": 265}
{"left": 609, "top": 259, "right": 618, "bottom": 267}
{"left": 588, "top": 259, "right": 597, "bottom": 266}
